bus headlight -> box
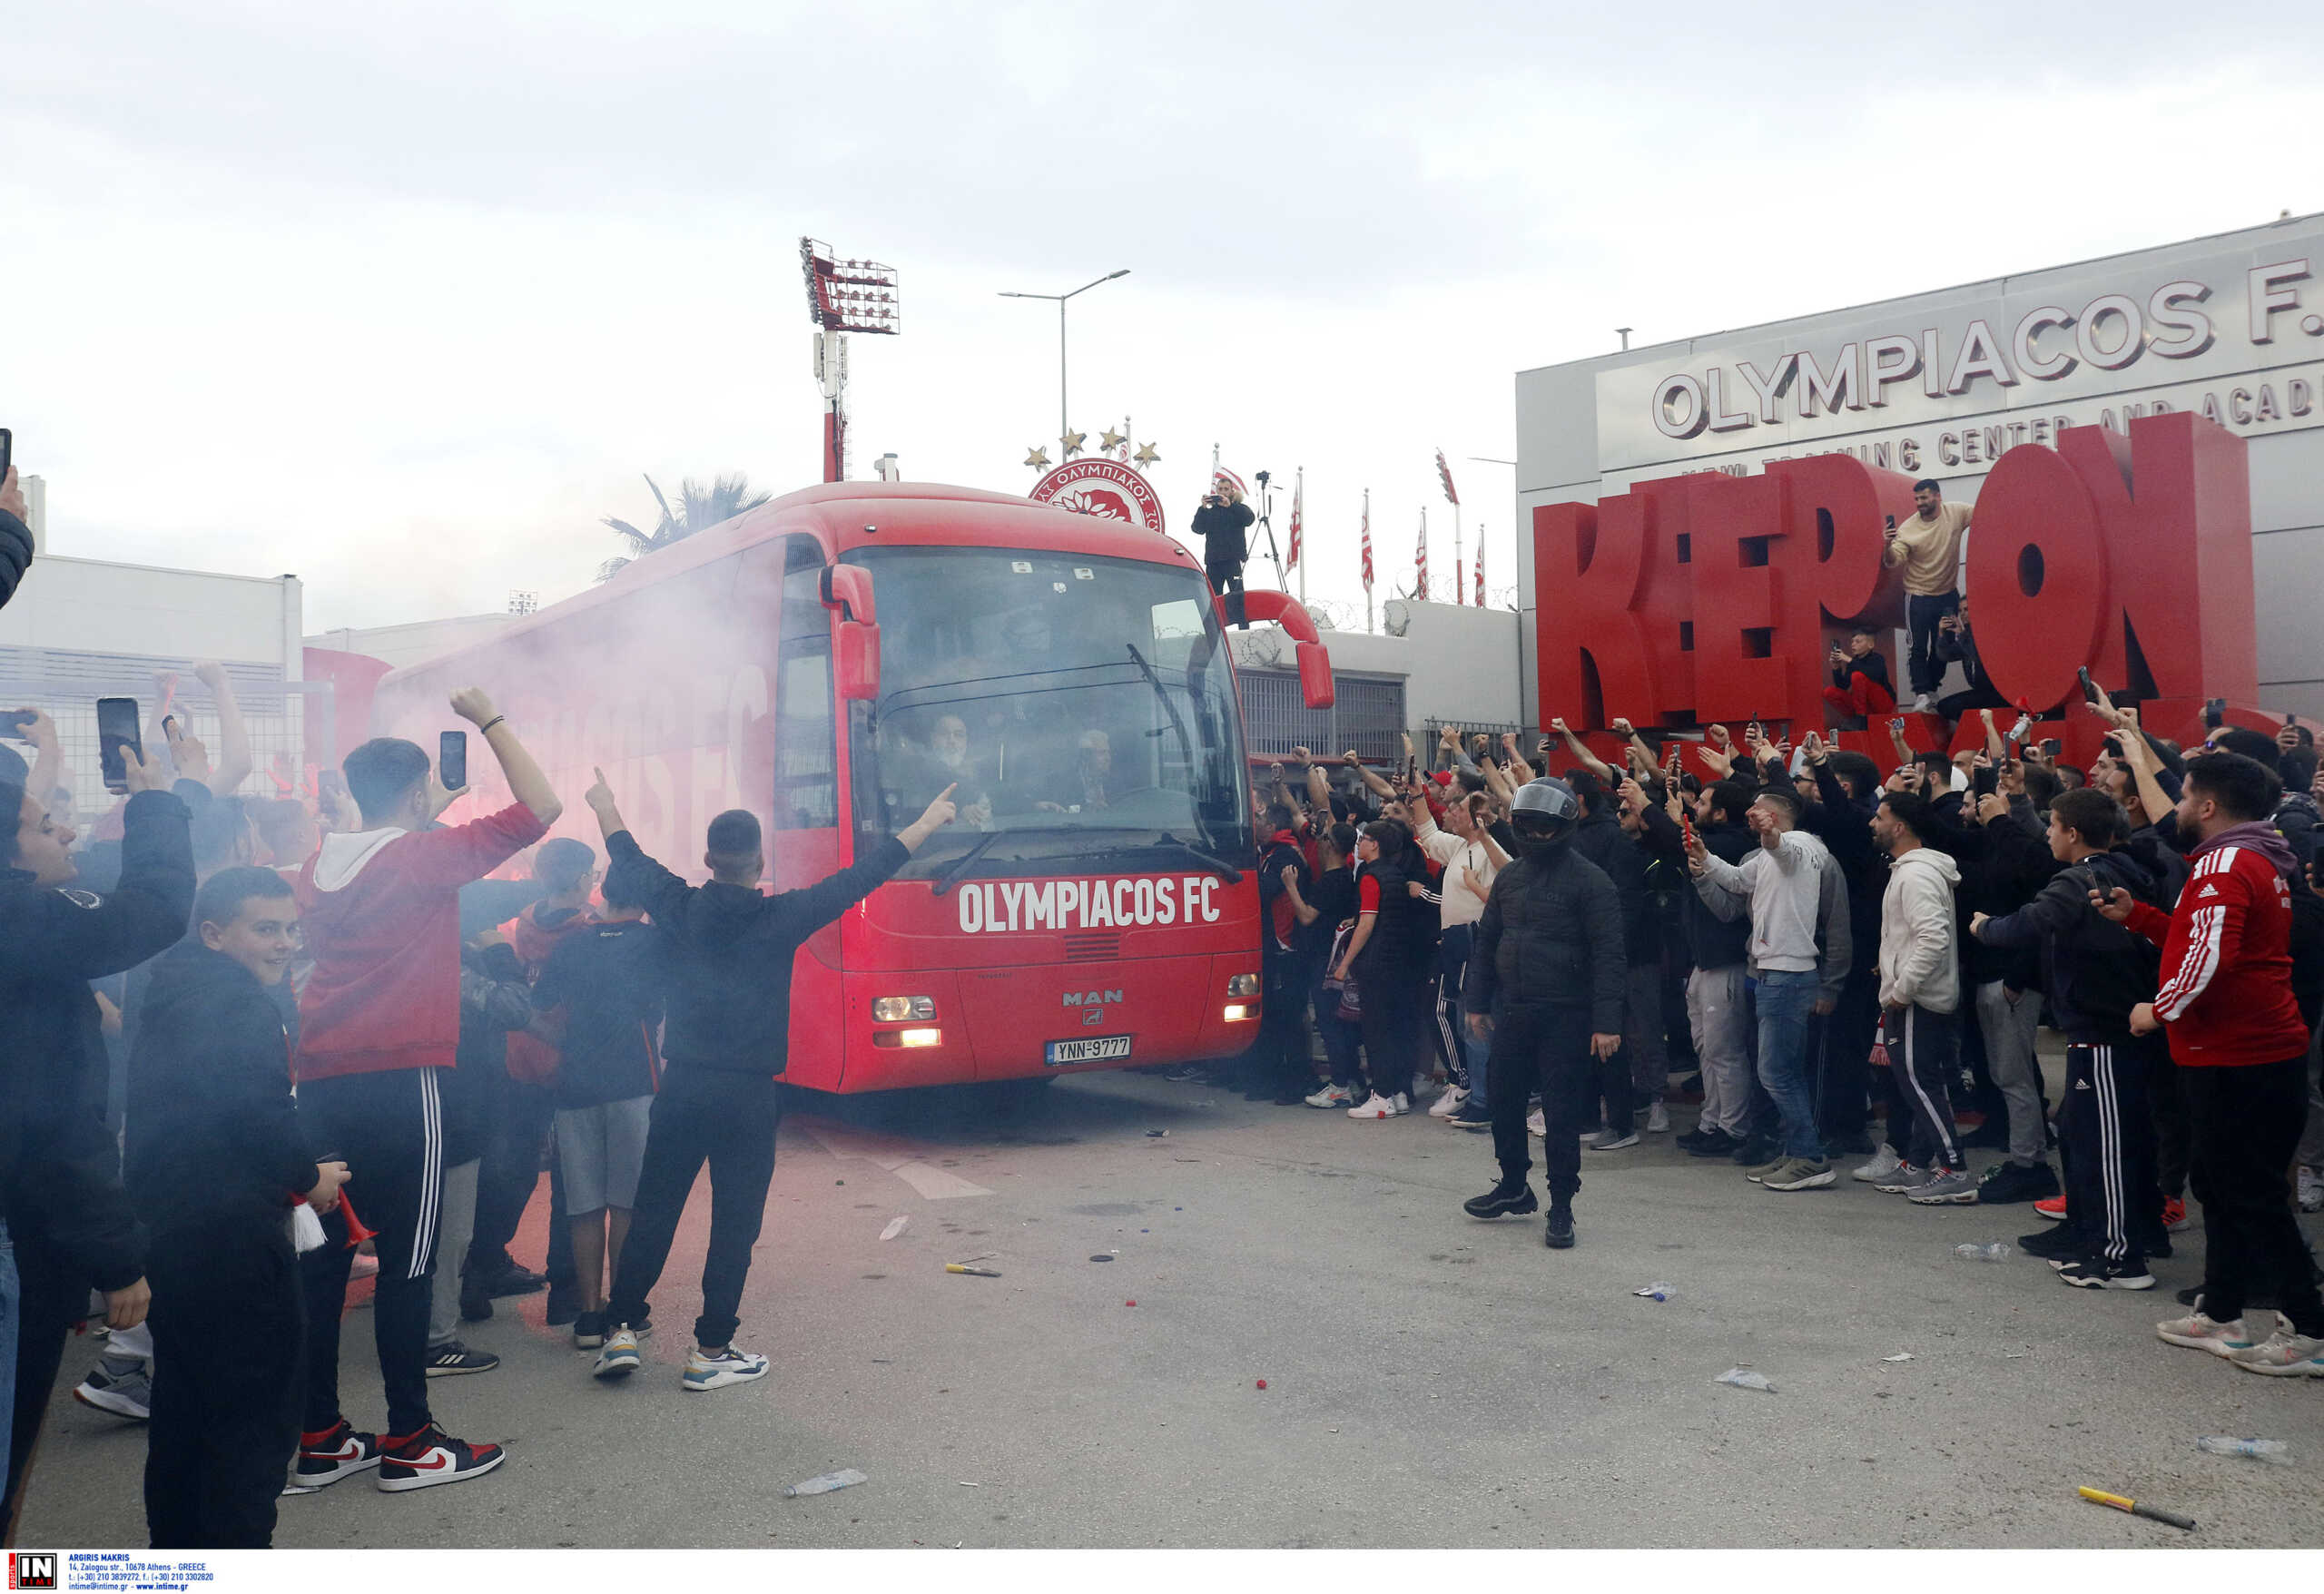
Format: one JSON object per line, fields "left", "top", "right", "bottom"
{"left": 872, "top": 995, "right": 937, "bottom": 1022}
{"left": 1226, "top": 973, "right": 1262, "bottom": 998}
{"left": 1223, "top": 1004, "right": 1255, "bottom": 1022}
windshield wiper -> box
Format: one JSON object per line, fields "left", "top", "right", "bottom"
{"left": 929, "top": 829, "right": 1004, "bottom": 896}
{"left": 1151, "top": 832, "right": 1244, "bottom": 883}
{"left": 1124, "top": 643, "right": 1217, "bottom": 846}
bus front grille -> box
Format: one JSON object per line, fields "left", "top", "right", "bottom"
{"left": 1063, "top": 933, "right": 1121, "bottom": 962}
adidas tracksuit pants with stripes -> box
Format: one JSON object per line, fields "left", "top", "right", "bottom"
{"left": 1889, "top": 1004, "right": 1965, "bottom": 1174}
{"left": 298, "top": 1068, "right": 449, "bottom": 1440}
{"left": 2057, "top": 1033, "right": 2163, "bottom": 1267}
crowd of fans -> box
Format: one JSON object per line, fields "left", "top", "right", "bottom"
{"left": 1, "top": 470, "right": 958, "bottom": 1550}
{"left": 4, "top": 461, "right": 2320, "bottom": 1554}
{"left": 1206, "top": 694, "right": 2324, "bottom": 1351}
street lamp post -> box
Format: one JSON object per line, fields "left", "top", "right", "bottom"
{"left": 1000, "top": 270, "right": 1130, "bottom": 451}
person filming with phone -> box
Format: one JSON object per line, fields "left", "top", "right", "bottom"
{"left": 288, "top": 687, "right": 560, "bottom": 1496}
{"left": 0, "top": 442, "right": 32, "bottom": 615}
{"left": 2, "top": 736, "right": 184, "bottom": 1536}
{"left": 1193, "top": 469, "right": 1255, "bottom": 626}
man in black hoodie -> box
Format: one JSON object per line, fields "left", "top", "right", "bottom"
{"left": 1799, "top": 741, "right": 1886, "bottom": 1162}
{"left": 1642, "top": 781, "right": 1756, "bottom": 1156}
{"left": 1971, "top": 787, "right": 2172, "bottom": 1288}
{"left": 1192, "top": 476, "right": 1255, "bottom": 626}
{"left": 2, "top": 757, "right": 186, "bottom": 1539}
{"left": 1563, "top": 770, "right": 1659, "bottom": 1147}
{"left": 582, "top": 771, "right": 957, "bottom": 1391}
{"left": 127, "top": 868, "right": 347, "bottom": 1546}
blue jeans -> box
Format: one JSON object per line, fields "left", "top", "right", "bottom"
{"left": 0, "top": 1219, "right": 15, "bottom": 1491}
{"left": 1755, "top": 969, "right": 1826, "bottom": 1161}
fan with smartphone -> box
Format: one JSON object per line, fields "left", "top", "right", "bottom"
{"left": 98, "top": 696, "right": 143, "bottom": 792}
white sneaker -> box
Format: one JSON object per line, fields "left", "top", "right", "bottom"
{"left": 1429, "top": 1084, "right": 1469, "bottom": 1118}
{"left": 1409, "top": 1075, "right": 1443, "bottom": 1100}
{"left": 2155, "top": 1311, "right": 2253, "bottom": 1358}
{"left": 683, "top": 1345, "right": 771, "bottom": 1392}
{"left": 1347, "top": 1092, "right": 1403, "bottom": 1119}
{"left": 1305, "top": 1082, "right": 1356, "bottom": 1108}
{"left": 1851, "top": 1144, "right": 1904, "bottom": 1183}
{"left": 1527, "top": 1107, "right": 1546, "bottom": 1138}
{"left": 1392, "top": 1091, "right": 1411, "bottom": 1115}
{"left": 2231, "top": 1327, "right": 2324, "bottom": 1377}
{"left": 1912, "top": 693, "right": 1935, "bottom": 714}
{"left": 1646, "top": 1101, "right": 1670, "bottom": 1134}
{"left": 2298, "top": 1166, "right": 2324, "bottom": 1213}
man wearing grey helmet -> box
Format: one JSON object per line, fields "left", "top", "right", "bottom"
{"left": 1461, "top": 777, "right": 1627, "bottom": 1248}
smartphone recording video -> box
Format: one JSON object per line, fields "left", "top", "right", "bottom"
{"left": 438, "top": 730, "right": 468, "bottom": 792}
{"left": 97, "top": 696, "right": 142, "bottom": 792}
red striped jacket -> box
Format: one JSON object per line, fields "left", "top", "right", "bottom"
{"left": 2125, "top": 841, "right": 2309, "bottom": 1068}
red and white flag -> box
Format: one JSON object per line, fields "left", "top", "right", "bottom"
{"left": 1285, "top": 469, "right": 1303, "bottom": 574}
{"left": 1414, "top": 507, "right": 1430, "bottom": 601}
{"left": 1473, "top": 537, "right": 1484, "bottom": 606}
{"left": 1435, "top": 448, "right": 1459, "bottom": 507}
{"left": 1360, "top": 492, "right": 1373, "bottom": 592}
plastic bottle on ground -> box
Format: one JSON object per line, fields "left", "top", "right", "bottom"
{"left": 1952, "top": 1242, "right": 2013, "bottom": 1262}
{"left": 2194, "top": 1437, "right": 2290, "bottom": 1464}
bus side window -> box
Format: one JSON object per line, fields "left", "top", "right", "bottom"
{"left": 773, "top": 562, "right": 837, "bottom": 830}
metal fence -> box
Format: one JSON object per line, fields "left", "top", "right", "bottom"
{"left": 1422, "top": 715, "right": 1531, "bottom": 754}
{"left": 0, "top": 647, "right": 331, "bottom": 821}
{"left": 1237, "top": 669, "right": 1408, "bottom": 764}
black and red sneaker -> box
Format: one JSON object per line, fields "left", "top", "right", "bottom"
{"left": 283, "top": 1419, "right": 382, "bottom": 1494}
{"left": 375, "top": 1422, "right": 506, "bottom": 1493}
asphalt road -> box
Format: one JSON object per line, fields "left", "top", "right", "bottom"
{"left": 19, "top": 1063, "right": 2324, "bottom": 1549}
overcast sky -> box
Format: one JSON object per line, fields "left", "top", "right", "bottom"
{"left": 10, "top": 1, "right": 2320, "bottom": 637}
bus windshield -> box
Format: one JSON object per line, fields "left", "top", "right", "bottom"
{"left": 846, "top": 546, "right": 1254, "bottom": 881}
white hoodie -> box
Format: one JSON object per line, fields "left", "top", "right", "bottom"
{"left": 1878, "top": 846, "right": 1962, "bottom": 1014}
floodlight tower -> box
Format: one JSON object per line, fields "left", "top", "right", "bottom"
{"left": 799, "top": 239, "right": 901, "bottom": 482}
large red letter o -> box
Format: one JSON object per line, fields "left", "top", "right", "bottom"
{"left": 1967, "top": 443, "right": 2108, "bottom": 713}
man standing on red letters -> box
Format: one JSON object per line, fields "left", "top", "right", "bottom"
{"left": 290, "top": 689, "right": 562, "bottom": 1493}
{"left": 1885, "top": 480, "right": 1972, "bottom": 715}
{"left": 2099, "top": 751, "right": 2324, "bottom": 1375}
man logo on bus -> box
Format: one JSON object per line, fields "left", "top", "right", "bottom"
{"left": 1064, "top": 991, "right": 1124, "bottom": 1007}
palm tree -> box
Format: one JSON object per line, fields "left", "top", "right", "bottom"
{"left": 596, "top": 472, "right": 774, "bottom": 582}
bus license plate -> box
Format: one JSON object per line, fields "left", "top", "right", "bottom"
{"left": 1045, "top": 1035, "right": 1132, "bottom": 1066}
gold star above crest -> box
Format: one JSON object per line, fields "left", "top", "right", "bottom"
{"left": 1060, "top": 429, "right": 1087, "bottom": 458}
{"left": 1024, "top": 446, "right": 1050, "bottom": 469}
{"left": 1132, "top": 440, "right": 1160, "bottom": 467}
{"left": 1098, "top": 427, "right": 1127, "bottom": 452}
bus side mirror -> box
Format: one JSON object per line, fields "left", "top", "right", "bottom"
{"left": 1296, "top": 640, "right": 1334, "bottom": 710}
{"left": 820, "top": 565, "right": 876, "bottom": 624}
{"left": 822, "top": 565, "right": 881, "bottom": 701}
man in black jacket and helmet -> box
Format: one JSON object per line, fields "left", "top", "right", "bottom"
{"left": 1460, "top": 777, "right": 1628, "bottom": 1249}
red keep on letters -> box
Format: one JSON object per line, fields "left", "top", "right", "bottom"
{"left": 1532, "top": 409, "right": 2258, "bottom": 731}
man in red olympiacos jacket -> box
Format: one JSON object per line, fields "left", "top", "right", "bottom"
{"left": 290, "top": 689, "right": 561, "bottom": 1493}
{"left": 2096, "top": 750, "right": 2323, "bottom": 1376}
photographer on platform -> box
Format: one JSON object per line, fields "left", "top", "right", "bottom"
{"left": 1193, "top": 471, "right": 1255, "bottom": 625}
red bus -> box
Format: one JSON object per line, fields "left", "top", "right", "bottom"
{"left": 366, "top": 480, "right": 1334, "bottom": 1091}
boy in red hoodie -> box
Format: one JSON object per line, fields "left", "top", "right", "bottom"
{"left": 2097, "top": 750, "right": 2324, "bottom": 1375}
{"left": 290, "top": 688, "right": 560, "bottom": 1493}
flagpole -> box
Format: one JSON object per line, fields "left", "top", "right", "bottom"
{"left": 1363, "top": 487, "right": 1374, "bottom": 635}
{"left": 1454, "top": 505, "right": 1464, "bottom": 607}
{"left": 1295, "top": 467, "right": 1305, "bottom": 606}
